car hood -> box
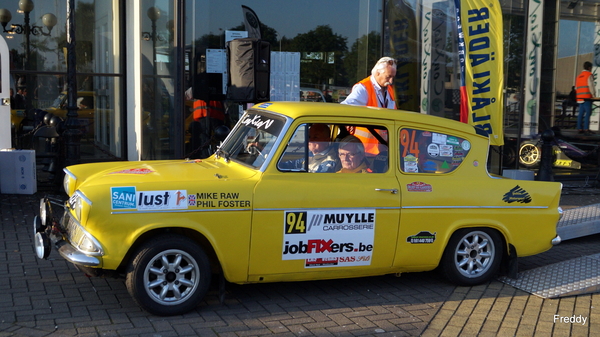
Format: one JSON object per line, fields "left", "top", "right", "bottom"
{"left": 66, "top": 158, "right": 258, "bottom": 192}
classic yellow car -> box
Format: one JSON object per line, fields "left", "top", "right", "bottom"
{"left": 34, "top": 102, "right": 563, "bottom": 316}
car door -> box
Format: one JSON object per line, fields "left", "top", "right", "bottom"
{"left": 248, "top": 119, "right": 401, "bottom": 282}
{"left": 393, "top": 124, "right": 480, "bottom": 269}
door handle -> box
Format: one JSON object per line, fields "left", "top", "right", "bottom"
{"left": 375, "top": 188, "right": 398, "bottom": 194}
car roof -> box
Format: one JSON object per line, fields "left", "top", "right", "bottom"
{"left": 250, "top": 101, "right": 485, "bottom": 137}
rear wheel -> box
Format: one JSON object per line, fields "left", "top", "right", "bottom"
{"left": 441, "top": 228, "right": 503, "bottom": 286}
{"left": 126, "top": 234, "right": 211, "bottom": 316}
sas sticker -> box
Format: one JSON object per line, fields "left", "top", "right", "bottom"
{"left": 502, "top": 185, "right": 532, "bottom": 204}
{"left": 407, "top": 231, "right": 436, "bottom": 244}
{"left": 407, "top": 181, "right": 432, "bottom": 192}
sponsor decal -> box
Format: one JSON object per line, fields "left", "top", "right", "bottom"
{"left": 305, "top": 257, "right": 339, "bottom": 268}
{"left": 137, "top": 190, "right": 188, "bottom": 210}
{"left": 407, "top": 181, "right": 433, "bottom": 192}
{"left": 404, "top": 154, "right": 419, "bottom": 173}
{"left": 461, "top": 140, "right": 471, "bottom": 150}
{"left": 111, "top": 187, "right": 136, "bottom": 209}
{"left": 241, "top": 114, "right": 275, "bottom": 130}
{"left": 502, "top": 185, "right": 532, "bottom": 204}
{"left": 257, "top": 102, "right": 272, "bottom": 108}
{"left": 439, "top": 144, "right": 453, "bottom": 157}
{"left": 447, "top": 136, "right": 460, "bottom": 145}
{"left": 111, "top": 187, "right": 189, "bottom": 210}
{"left": 109, "top": 168, "right": 154, "bottom": 175}
{"left": 407, "top": 231, "right": 436, "bottom": 244}
{"left": 305, "top": 256, "right": 372, "bottom": 268}
{"left": 193, "top": 192, "right": 251, "bottom": 208}
{"left": 282, "top": 209, "right": 375, "bottom": 267}
{"left": 427, "top": 143, "right": 440, "bottom": 157}
{"left": 432, "top": 133, "right": 447, "bottom": 144}
{"left": 423, "top": 161, "right": 437, "bottom": 173}
{"left": 188, "top": 194, "right": 197, "bottom": 206}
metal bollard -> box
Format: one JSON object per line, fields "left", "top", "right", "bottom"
{"left": 537, "top": 129, "right": 555, "bottom": 181}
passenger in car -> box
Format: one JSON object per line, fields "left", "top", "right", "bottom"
{"left": 280, "top": 123, "right": 339, "bottom": 172}
{"left": 337, "top": 135, "right": 372, "bottom": 173}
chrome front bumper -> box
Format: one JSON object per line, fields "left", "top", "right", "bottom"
{"left": 56, "top": 240, "right": 100, "bottom": 266}
{"left": 552, "top": 235, "right": 562, "bottom": 246}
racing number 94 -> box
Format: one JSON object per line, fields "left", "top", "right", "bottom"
{"left": 286, "top": 211, "right": 307, "bottom": 234}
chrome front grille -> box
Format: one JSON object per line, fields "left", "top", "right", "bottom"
{"left": 62, "top": 211, "right": 84, "bottom": 246}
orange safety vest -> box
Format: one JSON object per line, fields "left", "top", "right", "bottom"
{"left": 193, "top": 100, "right": 225, "bottom": 121}
{"left": 358, "top": 77, "right": 395, "bottom": 108}
{"left": 576, "top": 71, "right": 593, "bottom": 103}
{"left": 352, "top": 77, "right": 394, "bottom": 155}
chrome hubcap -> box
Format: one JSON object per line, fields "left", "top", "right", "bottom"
{"left": 454, "top": 231, "right": 494, "bottom": 278}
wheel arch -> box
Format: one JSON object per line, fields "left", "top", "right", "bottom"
{"left": 117, "top": 227, "right": 222, "bottom": 277}
{"left": 437, "top": 223, "right": 512, "bottom": 274}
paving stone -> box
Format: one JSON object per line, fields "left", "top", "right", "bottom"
{"left": 1, "top": 187, "right": 599, "bottom": 336}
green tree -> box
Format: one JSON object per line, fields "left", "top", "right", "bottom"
{"left": 288, "top": 25, "right": 348, "bottom": 88}
{"left": 344, "top": 31, "right": 382, "bottom": 85}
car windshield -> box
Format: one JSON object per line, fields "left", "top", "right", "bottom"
{"left": 219, "top": 110, "right": 287, "bottom": 169}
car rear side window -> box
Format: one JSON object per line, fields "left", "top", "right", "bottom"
{"left": 399, "top": 128, "right": 471, "bottom": 174}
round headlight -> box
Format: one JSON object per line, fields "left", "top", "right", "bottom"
{"left": 33, "top": 215, "right": 44, "bottom": 233}
{"left": 63, "top": 169, "right": 77, "bottom": 195}
{"left": 34, "top": 232, "right": 51, "bottom": 260}
{"left": 39, "top": 198, "right": 48, "bottom": 227}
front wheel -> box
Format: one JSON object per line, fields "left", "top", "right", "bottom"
{"left": 126, "top": 234, "right": 211, "bottom": 316}
{"left": 441, "top": 228, "right": 503, "bottom": 286}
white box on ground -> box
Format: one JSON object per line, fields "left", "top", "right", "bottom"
{"left": 0, "top": 149, "right": 37, "bottom": 194}
{"left": 502, "top": 169, "right": 535, "bottom": 181}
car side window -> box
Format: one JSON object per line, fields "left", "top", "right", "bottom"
{"left": 278, "top": 124, "right": 310, "bottom": 172}
{"left": 277, "top": 123, "right": 388, "bottom": 173}
{"left": 399, "top": 128, "right": 471, "bottom": 174}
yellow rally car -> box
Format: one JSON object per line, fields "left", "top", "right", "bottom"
{"left": 34, "top": 102, "right": 563, "bottom": 316}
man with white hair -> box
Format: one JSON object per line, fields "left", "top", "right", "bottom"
{"left": 341, "top": 57, "right": 397, "bottom": 109}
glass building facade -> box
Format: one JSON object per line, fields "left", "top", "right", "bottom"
{"left": 2, "top": 0, "right": 598, "bottom": 169}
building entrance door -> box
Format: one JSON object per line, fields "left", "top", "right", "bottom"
{"left": 0, "top": 35, "right": 10, "bottom": 149}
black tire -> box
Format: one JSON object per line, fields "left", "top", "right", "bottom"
{"left": 518, "top": 141, "right": 541, "bottom": 168}
{"left": 126, "top": 234, "right": 211, "bottom": 316}
{"left": 502, "top": 144, "right": 517, "bottom": 167}
{"left": 441, "top": 228, "right": 503, "bottom": 286}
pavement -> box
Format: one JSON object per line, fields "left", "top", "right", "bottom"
{"left": 1, "top": 180, "right": 599, "bottom": 337}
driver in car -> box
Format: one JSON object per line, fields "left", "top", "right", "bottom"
{"left": 279, "top": 123, "right": 340, "bottom": 173}
{"left": 337, "top": 135, "right": 372, "bottom": 173}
